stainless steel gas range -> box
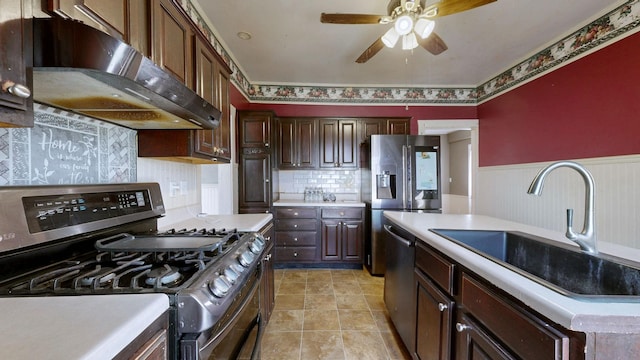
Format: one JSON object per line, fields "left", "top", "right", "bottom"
{"left": 0, "top": 183, "right": 267, "bottom": 360}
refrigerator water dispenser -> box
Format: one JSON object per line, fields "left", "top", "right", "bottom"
{"left": 376, "top": 171, "right": 396, "bottom": 199}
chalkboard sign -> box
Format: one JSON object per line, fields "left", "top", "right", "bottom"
{"left": 30, "top": 124, "right": 99, "bottom": 184}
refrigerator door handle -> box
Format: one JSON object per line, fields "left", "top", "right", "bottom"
{"left": 403, "top": 145, "right": 412, "bottom": 210}
{"left": 402, "top": 145, "right": 407, "bottom": 209}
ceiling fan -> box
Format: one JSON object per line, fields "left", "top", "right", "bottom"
{"left": 321, "top": 0, "right": 496, "bottom": 63}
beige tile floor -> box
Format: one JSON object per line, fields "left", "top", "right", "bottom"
{"left": 260, "top": 268, "right": 412, "bottom": 360}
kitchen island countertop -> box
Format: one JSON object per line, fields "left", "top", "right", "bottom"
{"left": 384, "top": 211, "right": 640, "bottom": 333}
{"left": 273, "top": 199, "right": 365, "bottom": 207}
{"left": 0, "top": 294, "right": 169, "bottom": 360}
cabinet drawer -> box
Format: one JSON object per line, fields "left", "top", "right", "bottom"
{"left": 321, "top": 208, "right": 363, "bottom": 219}
{"left": 275, "top": 247, "right": 316, "bottom": 262}
{"left": 416, "top": 242, "right": 455, "bottom": 294}
{"left": 275, "top": 219, "right": 317, "bottom": 231}
{"left": 460, "top": 273, "right": 571, "bottom": 360}
{"left": 275, "top": 207, "right": 317, "bottom": 219}
{"left": 275, "top": 231, "right": 317, "bottom": 246}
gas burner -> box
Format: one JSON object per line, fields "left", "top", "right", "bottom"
{"left": 77, "top": 267, "right": 115, "bottom": 287}
{"left": 145, "top": 265, "right": 183, "bottom": 287}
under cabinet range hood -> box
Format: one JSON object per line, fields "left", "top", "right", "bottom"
{"left": 32, "top": 17, "right": 221, "bottom": 130}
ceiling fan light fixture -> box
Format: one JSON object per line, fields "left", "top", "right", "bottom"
{"left": 402, "top": 32, "right": 419, "bottom": 50}
{"left": 414, "top": 18, "right": 435, "bottom": 39}
{"left": 394, "top": 14, "right": 414, "bottom": 36}
{"left": 382, "top": 27, "right": 400, "bottom": 48}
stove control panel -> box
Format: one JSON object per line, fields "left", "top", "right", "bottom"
{"left": 23, "top": 189, "right": 153, "bottom": 233}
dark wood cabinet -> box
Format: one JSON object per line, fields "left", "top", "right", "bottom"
{"left": 274, "top": 207, "right": 319, "bottom": 264}
{"left": 277, "top": 117, "right": 317, "bottom": 169}
{"left": 238, "top": 151, "right": 272, "bottom": 212}
{"left": 260, "top": 223, "right": 275, "bottom": 324}
{"left": 0, "top": 0, "right": 33, "bottom": 128}
{"left": 320, "top": 208, "right": 363, "bottom": 262}
{"left": 238, "top": 111, "right": 273, "bottom": 148}
{"left": 194, "top": 34, "right": 231, "bottom": 161}
{"left": 137, "top": 1, "right": 231, "bottom": 163}
{"left": 415, "top": 269, "right": 454, "bottom": 360}
{"left": 151, "top": 0, "right": 193, "bottom": 89}
{"left": 359, "top": 118, "right": 410, "bottom": 144}
{"left": 412, "top": 238, "right": 584, "bottom": 360}
{"left": 319, "top": 119, "right": 358, "bottom": 169}
{"left": 47, "top": 0, "right": 149, "bottom": 56}
{"left": 238, "top": 111, "right": 274, "bottom": 214}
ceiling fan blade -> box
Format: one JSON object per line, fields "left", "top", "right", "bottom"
{"left": 321, "top": 13, "right": 383, "bottom": 24}
{"left": 419, "top": 32, "right": 448, "bottom": 55}
{"left": 355, "top": 38, "right": 385, "bottom": 63}
{"left": 425, "top": 0, "right": 496, "bottom": 18}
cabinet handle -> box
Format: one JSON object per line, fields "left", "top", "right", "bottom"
{"left": 293, "top": 237, "right": 298, "bottom": 242}
{"left": 293, "top": 224, "right": 298, "bottom": 228}
{"left": 265, "top": 142, "right": 270, "bottom": 147}
{"left": 438, "top": 303, "right": 448, "bottom": 312}
{"left": 265, "top": 179, "right": 270, "bottom": 183}
{"left": 265, "top": 210, "right": 269, "bottom": 214}
{"left": 293, "top": 212, "right": 299, "bottom": 216}
{"left": 455, "top": 323, "right": 470, "bottom": 333}
{"left": 339, "top": 212, "right": 345, "bottom": 216}
{"left": 2, "top": 81, "right": 31, "bottom": 99}
{"left": 293, "top": 252, "right": 298, "bottom": 257}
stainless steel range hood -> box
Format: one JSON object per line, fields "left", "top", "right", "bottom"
{"left": 32, "top": 17, "right": 221, "bottom": 130}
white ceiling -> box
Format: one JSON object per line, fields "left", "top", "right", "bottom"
{"left": 194, "top": 0, "right": 623, "bottom": 88}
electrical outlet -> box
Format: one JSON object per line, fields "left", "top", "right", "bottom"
{"left": 169, "top": 182, "right": 180, "bottom": 197}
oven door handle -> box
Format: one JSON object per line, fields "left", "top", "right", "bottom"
{"left": 250, "top": 313, "right": 265, "bottom": 360}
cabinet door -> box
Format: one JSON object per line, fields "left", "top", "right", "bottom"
{"left": 260, "top": 224, "right": 275, "bottom": 323}
{"left": 319, "top": 119, "right": 338, "bottom": 168}
{"left": 0, "top": 0, "right": 33, "bottom": 127}
{"left": 319, "top": 119, "right": 357, "bottom": 168}
{"left": 321, "top": 220, "right": 341, "bottom": 261}
{"left": 341, "top": 220, "right": 362, "bottom": 260}
{"left": 455, "top": 314, "right": 516, "bottom": 360}
{"left": 296, "top": 118, "right": 317, "bottom": 168}
{"left": 194, "top": 35, "right": 216, "bottom": 157}
{"left": 277, "top": 118, "right": 296, "bottom": 168}
{"left": 387, "top": 118, "right": 410, "bottom": 135}
{"left": 360, "top": 118, "right": 386, "bottom": 143}
{"left": 151, "top": 0, "right": 193, "bottom": 88}
{"left": 239, "top": 152, "right": 271, "bottom": 210}
{"left": 239, "top": 111, "right": 273, "bottom": 148}
{"left": 415, "top": 270, "right": 454, "bottom": 360}
{"left": 213, "top": 63, "right": 231, "bottom": 159}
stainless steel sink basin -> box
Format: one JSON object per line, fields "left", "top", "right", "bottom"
{"left": 430, "top": 229, "right": 640, "bottom": 300}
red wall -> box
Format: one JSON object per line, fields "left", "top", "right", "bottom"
{"left": 478, "top": 31, "right": 640, "bottom": 166}
{"left": 230, "top": 86, "right": 477, "bottom": 134}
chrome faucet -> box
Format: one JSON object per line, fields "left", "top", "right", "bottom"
{"left": 527, "top": 161, "right": 597, "bottom": 254}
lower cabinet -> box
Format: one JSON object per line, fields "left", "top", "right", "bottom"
{"left": 274, "top": 207, "right": 319, "bottom": 264}
{"left": 413, "top": 240, "right": 585, "bottom": 360}
{"left": 320, "top": 208, "right": 363, "bottom": 262}
{"left": 415, "top": 269, "right": 453, "bottom": 360}
{"left": 259, "top": 223, "right": 275, "bottom": 323}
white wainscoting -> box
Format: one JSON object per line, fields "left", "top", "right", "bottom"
{"left": 474, "top": 155, "right": 640, "bottom": 249}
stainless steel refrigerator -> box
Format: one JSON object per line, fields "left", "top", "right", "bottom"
{"left": 362, "top": 134, "right": 441, "bottom": 275}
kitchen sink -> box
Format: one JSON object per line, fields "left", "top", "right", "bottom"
{"left": 429, "top": 229, "right": 640, "bottom": 300}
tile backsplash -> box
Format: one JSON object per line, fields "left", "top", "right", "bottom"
{"left": 0, "top": 104, "right": 137, "bottom": 185}
{"left": 277, "top": 169, "right": 361, "bottom": 199}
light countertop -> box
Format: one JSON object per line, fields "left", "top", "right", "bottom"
{"left": 0, "top": 294, "right": 169, "bottom": 360}
{"left": 383, "top": 211, "right": 640, "bottom": 334}
{"left": 159, "top": 213, "right": 273, "bottom": 232}
{"left": 273, "top": 199, "right": 365, "bottom": 207}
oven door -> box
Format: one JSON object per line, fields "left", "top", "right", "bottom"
{"left": 180, "top": 266, "right": 264, "bottom": 360}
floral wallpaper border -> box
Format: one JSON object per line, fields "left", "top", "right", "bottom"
{"left": 179, "top": 1, "right": 640, "bottom": 105}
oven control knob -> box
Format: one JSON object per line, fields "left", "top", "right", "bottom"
{"left": 252, "top": 233, "right": 265, "bottom": 246}
{"left": 249, "top": 239, "right": 264, "bottom": 254}
{"left": 230, "top": 262, "right": 245, "bottom": 274}
{"left": 224, "top": 266, "right": 240, "bottom": 284}
{"left": 238, "top": 250, "right": 255, "bottom": 267}
{"left": 209, "top": 276, "right": 231, "bottom": 298}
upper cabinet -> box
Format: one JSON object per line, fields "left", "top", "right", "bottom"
{"left": 0, "top": 0, "right": 34, "bottom": 127}
{"left": 238, "top": 111, "right": 273, "bottom": 149}
{"left": 277, "top": 117, "right": 317, "bottom": 169}
{"left": 151, "top": 0, "right": 193, "bottom": 89}
{"left": 359, "top": 117, "right": 410, "bottom": 143}
{"left": 137, "top": 0, "right": 232, "bottom": 163}
{"left": 47, "top": 0, "right": 149, "bottom": 55}
{"left": 319, "top": 119, "right": 358, "bottom": 169}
